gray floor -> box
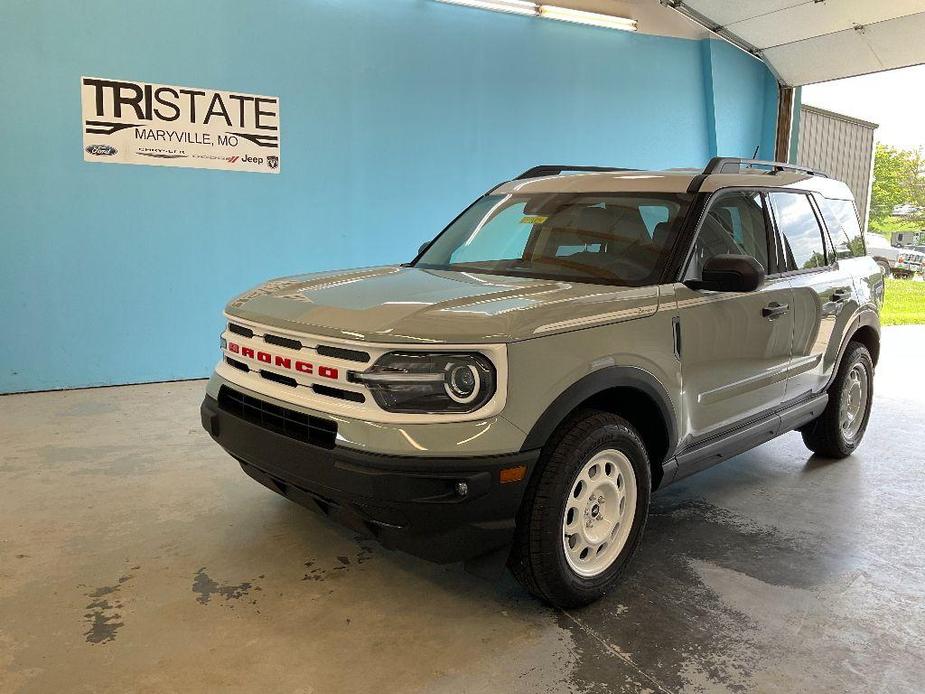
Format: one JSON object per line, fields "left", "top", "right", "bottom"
{"left": 2, "top": 326, "right": 924, "bottom": 693}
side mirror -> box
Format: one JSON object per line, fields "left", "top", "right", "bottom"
{"left": 685, "top": 254, "right": 765, "bottom": 292}
{"left": 418, "top": 241, "right": 431, "bottom": 255}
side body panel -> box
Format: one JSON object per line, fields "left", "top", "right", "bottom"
{"left": 673, "top": 278, "right": 795, "bottom": 443}
{"left": 786, "top": 263, "right": 857, "bottom": 399}
{"left": 850, "top": 256, "right": 886, "bottom": 319}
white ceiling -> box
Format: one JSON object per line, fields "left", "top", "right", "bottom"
{"left": 672, "top": 0, "right": 925, "bottom": 85}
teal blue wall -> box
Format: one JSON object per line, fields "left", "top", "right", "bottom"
{"left": 0, "top": 0, "right": 778, "bottom": 392}
{"left": 701, "top": 39, "right": 778, "bottom": 160}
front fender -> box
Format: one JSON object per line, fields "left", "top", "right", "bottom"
{"left": 519, "top": 365, "right": 678, "bottom": 457}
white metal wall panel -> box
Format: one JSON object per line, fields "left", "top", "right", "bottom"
{"left": 797, "top": 106, "right": 877, "bottom": 225}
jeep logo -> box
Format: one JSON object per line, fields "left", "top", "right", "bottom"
{"left": 241, "top": 154, "right": 264, "bottom": 165}
{"left": 85, "top": 144, "right": 117, "bottom": 156}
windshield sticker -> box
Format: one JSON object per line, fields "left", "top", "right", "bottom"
{"left": 520, "top": 215, "right": 548, "bottom": 225}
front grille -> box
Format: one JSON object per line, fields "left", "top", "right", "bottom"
{"left": 260, "top": 370, "right": 297, "bottom": 387}
{"left": 312, "top": 383, "right": 365, "bottom": 403}
{"left": 228, "top": 323, "right": 254, "bottom": 338}
{"left": 265, "top": 333, "right": 303, "bottom": 351}
{"left": 226, "top": 356, "right": 250, "bottom": 372}
{"left": 218, "top": 386, "right": 337, "bottom": 449}
{"left": 317, "top": 345, "right": 371, "bottom": 363}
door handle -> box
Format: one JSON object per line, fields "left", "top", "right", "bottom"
{"left": 762, "top": 302, "right": 790, "bottom": 319}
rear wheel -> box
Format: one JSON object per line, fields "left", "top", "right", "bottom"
{"left": 509, "top": 410, "right": 650, "bottom": 608}
{"left": 801, "top": 342, "right": 874, "bottom": 458}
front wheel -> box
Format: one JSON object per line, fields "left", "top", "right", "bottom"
{"left": 801, "top": 342, "right": 874, "bottom": 458}
{"left": 508, "top": 410, "right": 651, "bottom": 608}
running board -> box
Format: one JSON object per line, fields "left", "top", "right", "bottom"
{"left": 662, "top": 393, "right": 829, "bottom": 485}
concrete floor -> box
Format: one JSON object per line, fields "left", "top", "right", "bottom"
{"left": 2, "top": 326, "right": 924, "bottom": 693}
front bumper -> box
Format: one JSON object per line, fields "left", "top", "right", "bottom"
{"left": 201, "top": 393, "right": 539, "bottom": 566}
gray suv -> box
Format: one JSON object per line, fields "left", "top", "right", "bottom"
{"left": 201, "top": 157, "right": 883, "bottom": 607}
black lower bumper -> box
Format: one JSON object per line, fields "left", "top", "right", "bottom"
{"left": 200, "top": 394, "right": 538, "bottom": 567}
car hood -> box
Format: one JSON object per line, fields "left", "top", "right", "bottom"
{"left": 225, "top": 266, "right": 660, "bottom": 344}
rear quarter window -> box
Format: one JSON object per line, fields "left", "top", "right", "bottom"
{"left": 818, "top": 197, "right": 866, "bottom": 258}
{"left": 769, "top": 192, "right": 828, "bottom": 270}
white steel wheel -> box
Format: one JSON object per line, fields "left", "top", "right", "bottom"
{"left": 562, "top": 448, "right": 638, "bottom": 578}
{"left": 839, "top": 362, "right": 869, "bottom": 442}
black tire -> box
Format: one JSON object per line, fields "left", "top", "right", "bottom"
{"left": 508, "top": 409, "right": 651, "bottom": 608}
{"left": 801, "top": 342, "right": 874, "bottom": 458}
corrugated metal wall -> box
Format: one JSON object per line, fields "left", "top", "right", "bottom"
{"left": 796, "top": 105, "right": 877, "bottom": 225}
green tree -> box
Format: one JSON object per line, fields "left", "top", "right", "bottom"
{"left": 869, "top": 145, "right": 924, "bottom": 226}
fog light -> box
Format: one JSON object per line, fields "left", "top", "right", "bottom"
{"left": 455, "top": 481, "right": 469, "bottom": 497}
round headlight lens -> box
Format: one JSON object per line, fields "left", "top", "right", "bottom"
{"left": 445, "top": 364, "right": 480, "bottom": 404}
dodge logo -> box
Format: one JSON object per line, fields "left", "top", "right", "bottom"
{"left": 227, "top": 342, "right": 339, "bottom": 380}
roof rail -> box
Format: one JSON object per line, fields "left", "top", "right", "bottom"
{"left": 702, "top": 157, "right": 827, "bottom": 177}
{"left": 514, "top": 165, "right": 638, "bottom": 180}
{"left": 686, "top": 157, "right": 828, "bottom": 193}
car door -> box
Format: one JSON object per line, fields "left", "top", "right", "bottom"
{"left": 768, "top": 191, "right": 858, "bottom": 401}
{"left": 675, "top": 189, "right": 795, "bottom": 443}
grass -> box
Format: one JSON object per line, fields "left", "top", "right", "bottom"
{"left": 868, "top": 215, "right": 925, "bottom": 236}
{"left": 882, "top": 278, "right": 925, "bottom": 325}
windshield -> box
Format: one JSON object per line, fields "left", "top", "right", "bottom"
{"left": 414, "top": 193, "right": 692, "bottom": 286}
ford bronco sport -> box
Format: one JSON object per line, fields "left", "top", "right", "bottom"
{"left": 201, "top": 158, "right": 883, "bottom": 607}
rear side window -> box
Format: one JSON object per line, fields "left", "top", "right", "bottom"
{"left": 818, "top": 197, "right": 866, "bottom": 258}
{"left": 686, "top": 190, "right": 770, "bottom": 278}
{"left": 769, "top": 192, "right": 828, "bottom": 271}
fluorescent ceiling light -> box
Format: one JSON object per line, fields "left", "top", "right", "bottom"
{"left": 539, "top": 5, "right": 637, "bottom": 32}
{"left": 434, "top": 0, "right": 637, "bottom": 33}
{"left": 435, "top": 0, "right": 538, "bottom": 16}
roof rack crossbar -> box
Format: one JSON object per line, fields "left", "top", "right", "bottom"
{"left": 514, "top": 165, "right": 639, "bottom": 180}
{"left": 702, "top": 157, "right": 828, "bottom": 178}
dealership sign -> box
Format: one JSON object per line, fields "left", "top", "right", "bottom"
{"left": 81, "top": 76, "right": 280, "bottom": 173}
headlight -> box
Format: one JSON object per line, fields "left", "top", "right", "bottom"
{"left": 350, "top": 352, "right": 496, "bottom": 414}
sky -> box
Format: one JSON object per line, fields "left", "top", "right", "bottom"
{"left": 801, "top": 64, "right": 925, "bottom": 151}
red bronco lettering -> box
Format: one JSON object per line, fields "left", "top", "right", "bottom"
{"left": 227, "top": 342, "right": 339, "bottom": 380}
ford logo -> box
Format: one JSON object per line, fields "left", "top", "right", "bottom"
{"left": 85, "top": 144, "right": 117, "bottom": 156}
